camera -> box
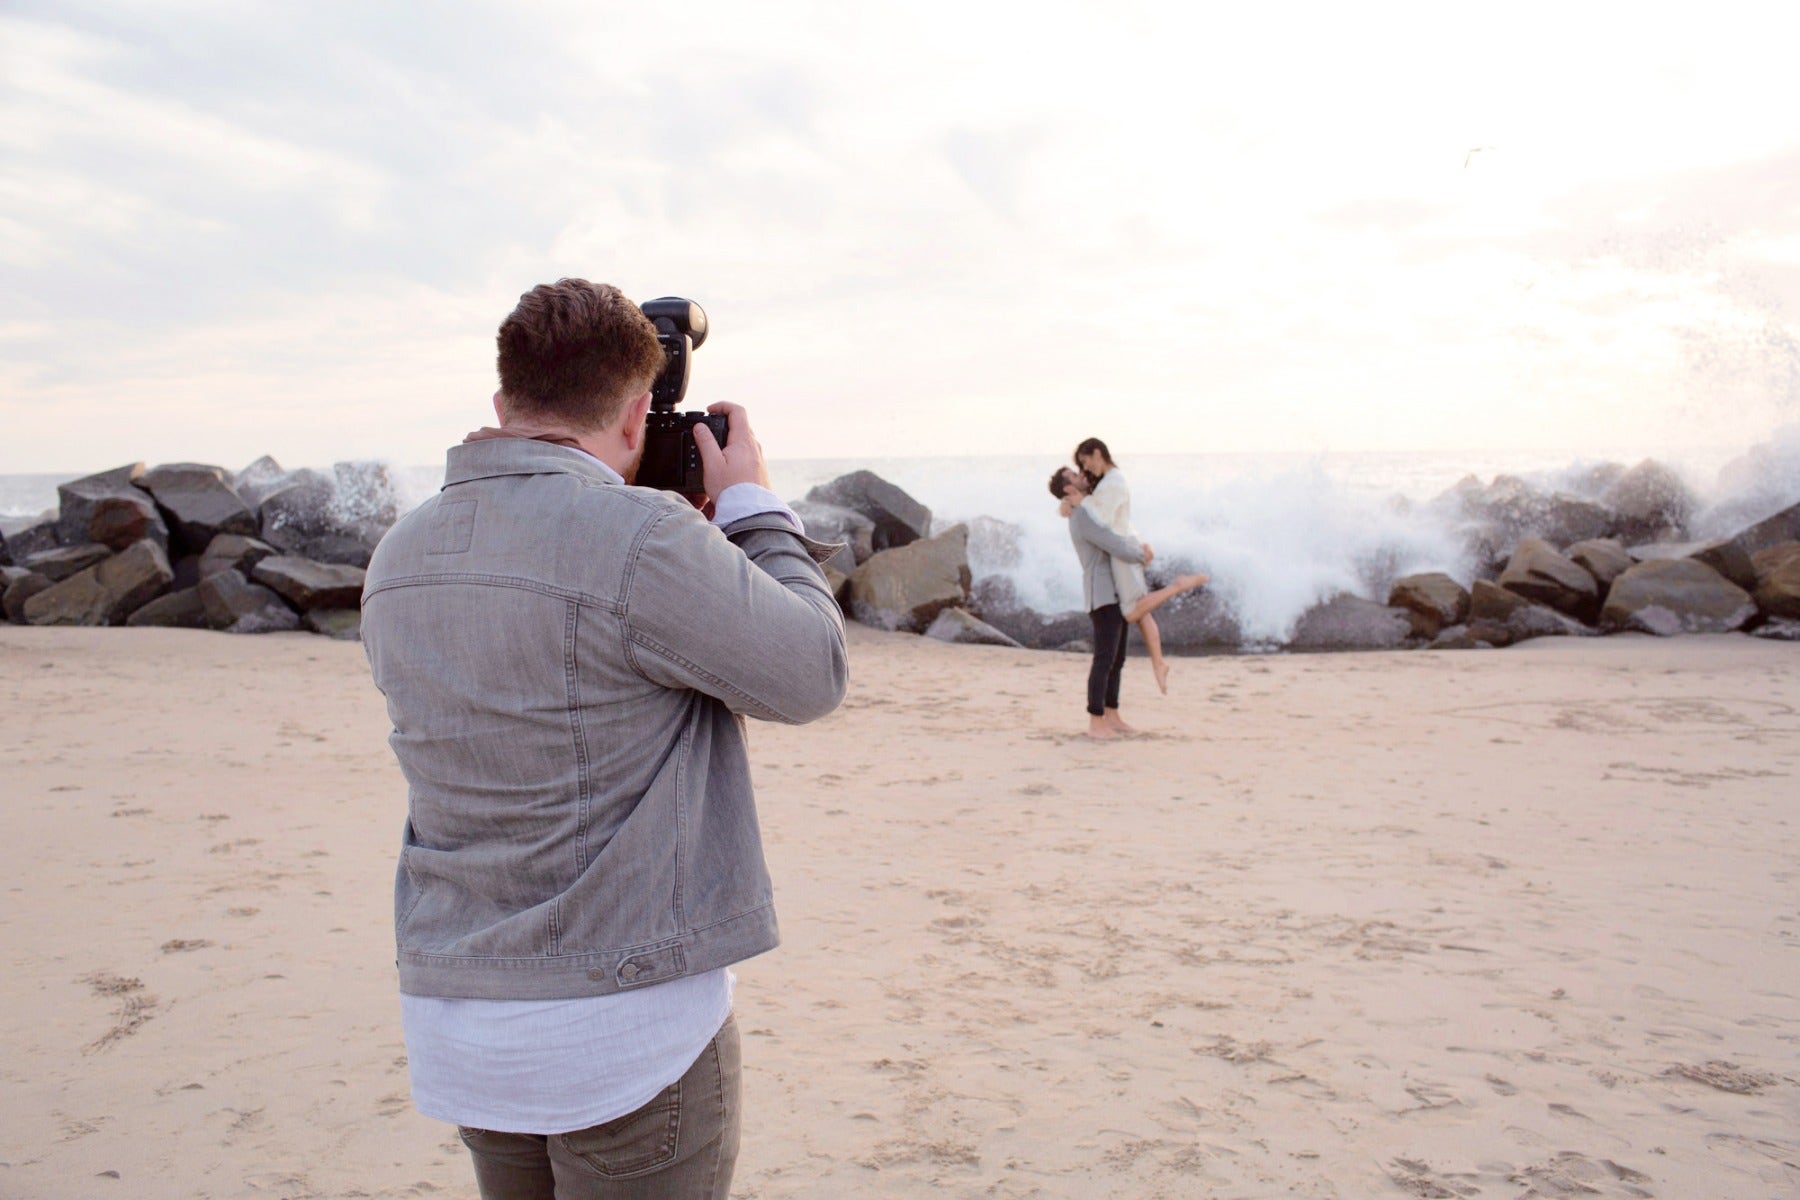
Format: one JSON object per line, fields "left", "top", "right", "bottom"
{"left": 636, "top": 296, "right": 727, "bottom": 495}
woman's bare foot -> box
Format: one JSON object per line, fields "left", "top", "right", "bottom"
{"left": 1086, "top": 716, "right": 1121, "bottom": 740}
{"left": 1177, "top": 573, "right": 1208, "bottom": 592}
{"left": 1153, "top": 659, "right": 1170, "bottom": 694}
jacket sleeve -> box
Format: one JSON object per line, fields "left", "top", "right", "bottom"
{"left": 1070, "top": 505, "right": 1146, "bottom": 564}
{"left": 622, "top": 505, "right": 849, "bottom": 724}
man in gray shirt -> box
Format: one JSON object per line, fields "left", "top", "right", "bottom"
{"left": 1050, "top": 465, "right": 1152, "bottom": 740}
{"left": 362, "top": 278, "right": 847, "bottom": 1198}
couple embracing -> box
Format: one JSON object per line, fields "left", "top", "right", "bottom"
{"left": 1050, "top": 438, "right": 1207, "bottom": 740}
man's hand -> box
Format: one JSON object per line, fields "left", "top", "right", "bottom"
{"left": 693, "top": 402, "right": 771, "bottom": 503}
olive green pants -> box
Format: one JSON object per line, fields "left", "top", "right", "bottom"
{"left": 457, "top": 1016, "right": 741, "bottom": 1200}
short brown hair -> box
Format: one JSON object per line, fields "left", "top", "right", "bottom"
{"left": 1048, "top": 467, "right": 1072, "bottom": 498}
{"left": 496, "top": 279, "right": 665, "bottom": 430}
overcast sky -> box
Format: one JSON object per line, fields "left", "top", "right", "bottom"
{"left": 3, "top": 1, "right": 1798, "bottom": 473}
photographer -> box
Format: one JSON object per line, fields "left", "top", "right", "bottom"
{"left": 361, "top": 278, "right": 847, "bottom": 1199}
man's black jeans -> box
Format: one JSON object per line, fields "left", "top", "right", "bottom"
{"left": 1087, "top": 603, "right": 1129, "bottom": 716}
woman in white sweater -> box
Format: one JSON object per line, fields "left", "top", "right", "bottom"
{"left": 1074, "top": 437, "right": 1207, "bottom": 693}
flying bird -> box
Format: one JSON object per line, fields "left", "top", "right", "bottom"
{"left": 1464, "top": 145, "right": 1496, "bottom": 168}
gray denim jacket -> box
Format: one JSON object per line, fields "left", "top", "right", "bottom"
{"left": 361, "top": 439, "right": 848, "bottom": 1000}
{"left": 1067, "top": 504, "right": 1147, "bottom": 611}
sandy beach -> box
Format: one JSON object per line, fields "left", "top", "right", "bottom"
{"left": 2, "top": 625, "right": 1796, "bottom": 1199}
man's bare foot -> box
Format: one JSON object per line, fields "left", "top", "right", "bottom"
{"left": 1104, "top": 711, "right": 1139, "bottom": 735}
{"left": 1086, "top": 717, "right": 1121, "bottom": 740}
{"left": 1153, "top": 660, "right": 1170, "bottom": 694}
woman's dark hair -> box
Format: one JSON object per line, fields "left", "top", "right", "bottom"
{"left": 1074, "top": 437, "right": 1115, "bottom": 487}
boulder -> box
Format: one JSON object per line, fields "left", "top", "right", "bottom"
{"left": 0, "top": 528, "right": 9, "bottom": 567}
{"left": 1388, "top": 572, "right": 1470, "bottom": 639}
{"left": 232, "top": 455, "right": 290, "bottom": 508}
{"left": 1752, "top": 542, "right": 1800, "bottom": 620}
{"left": 1601, "top": 559, "right": 1757, "bottom": 635}
{"left": 967, "top": 577, "right": 1093, "bottom": 651}
{"left": 821, "top": 562, "right": 850, "bottom": 604}
{"left": 1565, "top": 539, "right": 1634, "bottom": 589}
{"left": 3, "top": 571, "right": 54, "bottom": 624}
{"left": 1750, "top": 618, "right": 1800, "bottom": 642}
{"left": 1628, "top": 539, "right": 1759, "bottom": 594}
{"left": 199, "top": 533, "right": 279, "bottom": 581}
{"left": 1288, "top": 593, "right": 1413, "bottom": 651}
{"left": 23, "top": 541, "right": 174, "bottom": 627}
{"left": 1603, "top": 459, "right": 1695, "bottom": 543}
{"left": 1728, "top": 501, "right": 1800, "bottom": 557}
{"left": 251, "top": 556, "right": 366, "bottom": 612}
{"left": 124, "top": 586, "right": 210, "bottom": 629}
{"left": 789, "top": 500, "right": 873, "bottom": 574}
{"left": 847, "top": 524, "right": 970, "bottom": 632}
{"left": 924, "top": 607, "right": 1024, "bottom": 648}
{"left": 56, "top": 464, "right": 168, "bottom": 551}
{"left": 6, "top": 519, "right": 62, "bottom": 562}
{"left": 301, "top": 608, "right": 363, "bottom": 640}
{"left": 1427, "top": 624, "right": 1492, "bottom": 651}
{"left": 133, "top": 462, "right": 258, "bottom": 553}
{"left": 805, "top": 470, "right": 931, "bottom": 552}
{"left": 1499, "top": 538, "right": 1599, "bottom": 620}
{"left": 198, "top": 569, "right": 301, "bottom": 634}
{"left": 1538, "top": 492, "right": 1616, "bottom": 547}
{"left": 257, "top": 466, "right": 389, "bottom": 567}
{"left": 22, "top": 543, "right": 114, "bottom": 583}
{"left": 1466, "top": 579, "right": 1590, "bottom": 646}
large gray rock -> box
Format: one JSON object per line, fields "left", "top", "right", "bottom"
{"left": 789, "top": 500, "right": 874, "bottom": 575}
{"left": 1288, "top": 593, "right": 1413, "bottom": 650}
{"left": 1729, "top": 501, "right": 1800, "bottom": 557}
{"left": 848, "top": 524, "right": 970, "bottom": 632}
{"left": 257, "top": 465, "right": 392, "bottom": 567}
{"left": 23, "top": 541, "right": 173, "bottom": 627}
{"left": 924, "top": 607, "right": 1023, "bottom": 648}
{"left": 1601, "top": 559, "right": 1757, "bottom": 635}
{"left": 3, "top": 570, "right": 54, "bottom": 623}
{"left": 1566, "top": 539, "right": 1634, "bottom": 589}
{"left": 1752, "top": 543, "right": 1800, "bottom": 620}
{"left": 232, "top": 455, "right": 290, "bottom": 508}
{"left": 1466, "top": 579, "right": 1590, "bottom": 646}
{"left": 133, "top": 462, "right": 258, "bottom": 554}
{"left": 1538, "top": 492, "right": 1616, "bottom": 547}
{"left": 1603, "top": 459, "right": 1695, "bottom": 543}
{"left": 198, "top": 533, "right": 279, "bottom": 581}
{"left": 805, "top": 471, "right": 931, "bottom": 552}
{"left": 4, "top": 519, "right": 61, "bottom": 562}
{"left": 1387, "top": 573, "right": 1470, "bottom": 639}
{"left": 966, "top": 577, "right": 1093, "bottom": 650}
{"left": 55, "top": 465, "right": 161, "bottom": 550}
{"left": 198, "top": 569, "right": 301, "bottom": 634}
{"left": 251, "top": 556, "right": 366, "bottom": 611}
{"left": 1751, "top": 618, "right": 1800, "bottom": 641}
{"left": 22, "top": 543, "right": 114, "bottom": 583}
{"left": 1499, "top": 538, "right": 1599, "bottom": 620}
{"left": 301, "top": 608, "right": 363, "bottom": 640}
{"left": 1628, "top": 539, "right": 1759, "bottom": 593}
{"left": 124, "top": 586, "right": 210, "bottom": 629}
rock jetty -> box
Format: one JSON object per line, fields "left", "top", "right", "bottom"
{"left": 2, "top": 458, "right": 392, "bottom": 640}
{"left": 5, "top": 456, "right": 1798, "bottom": 654}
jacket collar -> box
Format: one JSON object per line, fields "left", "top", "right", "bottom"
{"left": 442, "top": 438, "right": 623, "bottom": 489}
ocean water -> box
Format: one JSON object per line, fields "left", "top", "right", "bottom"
{"left": 7, "top": 430, "right": 1799, "bottom": 645}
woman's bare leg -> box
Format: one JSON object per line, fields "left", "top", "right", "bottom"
{"left": 1124, "top": 575, "right": 1207, "bottom": 695}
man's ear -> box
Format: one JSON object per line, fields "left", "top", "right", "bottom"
{"left": 492, "top": 392, "right": 506, "bottom": 425}
{"left": 618, "top": 391, "right": 653, "bottom": 450}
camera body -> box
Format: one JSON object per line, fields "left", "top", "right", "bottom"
{"left": 636, "top": 297, "right": 724, "bottom": 494}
